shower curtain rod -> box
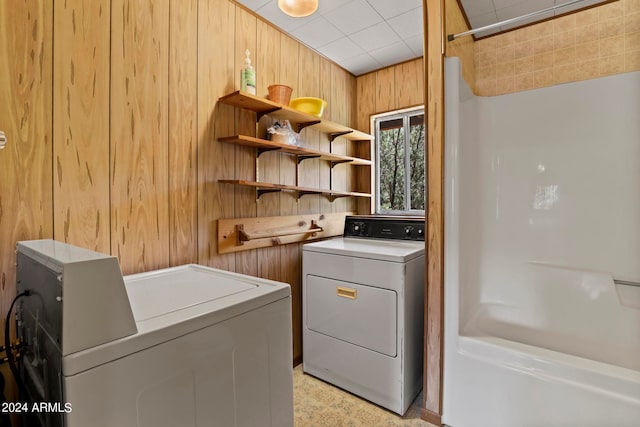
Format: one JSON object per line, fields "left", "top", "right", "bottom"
{"left": 614, "top": 279, "right": 640, "bottom": 288}
{"left": 448, "top": 0, "right": 596, "bottom": 41}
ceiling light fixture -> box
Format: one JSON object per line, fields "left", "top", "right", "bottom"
{"left": 278, "top": 0, "right": 318, "bottom": 18}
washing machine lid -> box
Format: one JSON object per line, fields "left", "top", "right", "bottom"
{"left": 303, "top": 237, "right": 424, "bottom": 262}
{"left": 62, "top": 264, "right": 290, "bottom": 376}
{"left": 125, "top": 266, "right": 258, "bottom": 321}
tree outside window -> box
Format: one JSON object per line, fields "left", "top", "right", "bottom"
{"left": 375, "top": 108, "right": 425, "bottom": 214}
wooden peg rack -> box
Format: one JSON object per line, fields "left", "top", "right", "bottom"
{"left": 218, "top": 212, "right": 354, "bottom": 254}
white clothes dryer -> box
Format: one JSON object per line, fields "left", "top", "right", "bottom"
{"left": 302, "top": 216, "right": 425, "bottom": 415}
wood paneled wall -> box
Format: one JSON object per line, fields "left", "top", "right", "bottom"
{"left": 0, "top": 0, "right": 359, "bottom": 370}
{"left": 445, "top": 0, "right": 476, "bottom": 92}
{"left": 355, "top": 58, "right": 425, "bottom": 214}
{"left": 356, "top": 58, "right": 425, "bottom": 131}
{"left": 0, "top": 0, "right": 52, "bottom": 402}
{"left": 423, "top": 0, "right": 445, "bottom": 423}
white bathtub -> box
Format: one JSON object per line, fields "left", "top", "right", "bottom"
{"left": 442, "top": 58, "right": 640, "bottom": 427}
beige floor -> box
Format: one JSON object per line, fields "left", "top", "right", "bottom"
{"left": 293, "top": 365, "right": 437, "bottom": 427}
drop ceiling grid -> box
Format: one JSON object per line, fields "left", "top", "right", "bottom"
{"left": 235, "top": 0, "right": 610, "bottom": 75}
{"left": 236, "top": 0, "right": 423, "bottom": 75}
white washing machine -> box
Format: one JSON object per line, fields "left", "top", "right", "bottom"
{"left": 302, "top": 216, "right": 425, "bottom": 415}
{"left": 16, "top": 240, "right": 293, "bottom": 427}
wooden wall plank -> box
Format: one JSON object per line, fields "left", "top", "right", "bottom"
{"left": 169, "top": 0, "right": 198, "bottom": 265}
{"left": 297, "top": 45, "right": 321, "bottom": 216}
{"left": 331, "top": 64, "right": 354, "bottom": 214}
{"left": 53, "top": 0, "right": 110, "bottom": 254}
{"left": 197, "top": 0, "right": 235, "bottom": 270}
{"left": 279, "top": 33, "right": 302, "bottom": 364}
{"left": 111, "top": 0, "right": 170, "bottom": 274}
{"left": 318, "top": 58, "right": 333, "bottom": 215}
{"left": 256, "top": 20, "right": 281, "bottom": 282}
{"left": 355, "top": 73, "right": 375, "bottom": 214}
{"left": 423, "top": 0, "right": 445, "bottom": 424}
{"left": 445, "top": 0, "right": 475, "bottom": 93}
{"left": 375, "top": 67, "right": 396, "bottom": 113}
{"left": 397, "top": 58, "right": 425, "bottom": 108}
{"left": 234, "top": 6, "right": 258, "bottom": 277}
{"left": 0, "top": 0, "right": 53, "bottom": 403}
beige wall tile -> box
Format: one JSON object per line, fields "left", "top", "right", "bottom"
{"left": 528, "top": 20, "right": 554, "bottom": 40}
{"left": 514, "top": 73, "right": 534, "bottom": 92}
{"left": 625, "top": 12, "right": 640, "bottom": 33}
{"left": 496, "top": 61, "right": 515, "bottom": 78}
{"left": 477, "top": 50, "right": 497, "bottom": 68}
{"left": 477, "top": 38, "right": 497, "bottom": 53}
{"left": 534, "top": 34, "right": 555, "bottom": 54}
{"left": 599, "top": 1, "right": 625, "bottom": 21}
{"left": 600, "top": 53, "right": 625, "bottom": 75}
{"left": 497, "top": 45, "right": 515, "bottom": 63}
{"left": 576, "top": 40, "right": 600, "bottom": 61}
{"left": 515, "top": 56, "right": 534, "bottom": 74}
{"left": 534, "top": 51, "right": 554, "bottom": 70}
{"left": 554, "top": 63, "right": 576, "bottom": 84}
{"left": 554, "top": 14, "right": 576, "bottom": 32}
{"left": 575, "top": 7, "right": 599, "bottom": 27}
{"left": 599, "top": 35, "right": 625, "bottom": 56}
{"left": 495, "top": 31, "right": 516, "bottom": 48}
{"left": 534, "top": 69, "right": 554, "bottom": 88}
{"left": 627, "top": 0, "right": 640, "bottom": 14}
{"left": 554, "top": 46, "right": 576, "bottom": 66}
{"left": 626, "top": 30, "right": 640, "bottom": 51}
{"left": 576, "top": 23, "right": 600, "bottom": 44}
{"left": 476, "top": 79, "right": 497, "bottom": 96}
{"left": 600, "top": 17, "right": 625, "bottom": 38}
{"left": 496, "top": 76, "right": 515, "bottom": 95}
{"left": 514, "top": 40, "right": 535, "bottom": 59}
{"left": 626, "top": 49, "right": 640, "bottom": 70}
{"left": 555, "top": 30, "right": 576, "bottom": 50}
{"left": 477, "top": 64, "right": 497, "bottom": 81}
{"left": 576, "top": 59, "right": 600, "bottom": 80}
{"left": 474, "top": 0, "right": 638, "bottom": 96}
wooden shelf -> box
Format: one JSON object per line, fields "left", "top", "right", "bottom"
{"left": 219, "top": 135, "right": 372, "bottom": 166}
{"left": 218, "top": 91, "right": 374, "bottom": 141}
{"left": 217, "top": 91, "right": 281, "bottom": 115}
{"left": 219, "top": 180, "right": 372, "bottom": 201}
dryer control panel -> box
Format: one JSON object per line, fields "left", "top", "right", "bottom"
{"left": 344, "top": 216, "right": 425, "bottom": 241}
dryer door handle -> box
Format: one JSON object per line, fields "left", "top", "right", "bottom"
{"left": 336, "top": 286, "right": 357, "bottom": 300}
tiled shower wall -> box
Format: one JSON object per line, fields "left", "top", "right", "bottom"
{"left": 475, "top": 0, "right": 640, "bottom": 96}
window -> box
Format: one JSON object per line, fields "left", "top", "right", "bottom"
{"left": 374, "top": 107, "right": 425, "bottom": 214}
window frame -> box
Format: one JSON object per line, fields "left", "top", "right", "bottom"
{"left": 372, "top": 106, "right": 426, "bottom": 215}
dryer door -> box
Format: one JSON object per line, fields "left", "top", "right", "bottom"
{"left": 305, "top": 275, "right": 397, "bottom": 357}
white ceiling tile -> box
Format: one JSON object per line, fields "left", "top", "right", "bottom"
{"left": 554, "top": 0, "right": 605, "bottom": 15}
{"left": 387, "top": 7, "right": 423, "bottom": 39}
{"left": 467, "top": 10, "right": 499, "bottom": 31}
{"left": 256, "top": 1, "right": 313, "bottom": 33}
{"left": 318, "top": 36, "right": 366, "bottom": 62}
{"left": 350, "top": 22, "right": 400, "bottom": 52}
{"left": 500, "top": 11, "right": 554, "bottom": 31}
{"left": 405, "top": 34, "right": 424, "bottom": 57}
{"left": 495, "top": 0, "right": 554, "bottom": 22}
{"left": 290, "top": 16, "right": 344, "bottom": 47}
{"left": 459, "top": 0, "right": 495, "bottom": 18}
{"left": 323, "top": 0, "right": 384, "bottom": 35}
{"left": 492, "top": 0, "right": 537, "bottom": 10}
{"left": 317, "top": 0, "right": 348, "bottom": 15}
{"left": 369, "top": 41, "right": 415, "bottom": 68}
{"left": 235, "top": 0, "right": 271, "bottom": 11}
{"left": 365, "top": 0, "right": 421, "bottom": 19}
{"left": 339, "top": 53, "right": 382, "bottom": 76}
